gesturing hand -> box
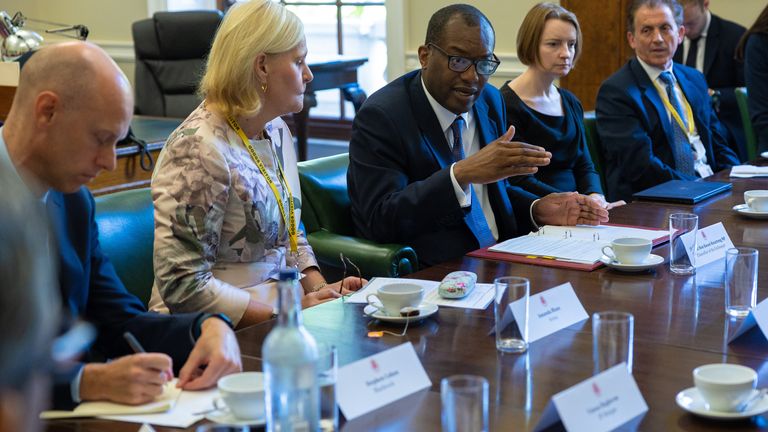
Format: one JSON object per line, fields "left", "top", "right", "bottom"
{"left": 453, "top": 125, "right": 551, "bottom": 187}
{"left": 533, "top": 192, "right": 610, "bottom": 227}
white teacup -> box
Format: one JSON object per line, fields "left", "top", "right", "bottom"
{"left": 216, "top": 372, "right": 265, "bottom": 420}
{"left": 745, "top": 190, "right": 768, "bottom": 212}
{"left": 693, "top": 363, "right": 757, "bottom": 412}
{"left": 366, "top": 283, "right": 424, "bottom": 316}
{"left": 601, "top": 237, "right": 652, "bottom": 265}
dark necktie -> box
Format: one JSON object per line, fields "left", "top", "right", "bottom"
{"left": 686, "top": 38, "right": 700, "bottom": 68}
{"left": 450, "top": 117, "right": 495, "bottom": 248}
{"left": 658, "top": 71, "right": 696, "bottom": 176}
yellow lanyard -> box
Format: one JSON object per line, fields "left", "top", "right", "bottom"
{"left": 654, "top": 80, "right": 696, "bottom": 137}
{"left": 226, "top": 116, "right": 298, "bottom": 255}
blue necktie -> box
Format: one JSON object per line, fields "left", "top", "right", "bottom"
{"left": 450, "top": 117, "right": 495, "bottom": 248}
{"left": 658, "top": 71, "right": 696, "bottom": 176}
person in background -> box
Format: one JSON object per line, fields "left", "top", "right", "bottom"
{"left": 735, "top": 4, "right": 768, "bottom": 154}
{"left": 0, "top": 161, "right": 58, "bottom": 431}
{"left": 596, "top": 0, "right": 738, "bottom": 202}
{"left": 347, "top": 3, "right": 609, "bottom": 267}
{"left": 500, "top": 2, "right": 623, "bottom": 209}
{"left": 150, "top": 0, "right": 365, "bottom": 329}
{"left": 674, "top": 0, "right": 747, "bottom": 160}
{"left": 0, "top": 41, "right": 242, "bottom": 409}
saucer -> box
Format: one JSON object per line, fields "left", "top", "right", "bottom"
{"left": 205, "top": 408, "right": 266, "bottom": 426}
{"left": 676, "top": 387, "right": 768, "bottom": 419}
{"left": 733, "top": 204, "right": 768, "bottom": 220}
{"left": 600, "top": 254, "right": 664, "bottom": 272}
{"left": 364, "top": 303, "right": 438, "bottom": 323}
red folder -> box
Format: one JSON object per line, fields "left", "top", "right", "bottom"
{"left": 466, "top": 223, "right": 669, "bottom": 272}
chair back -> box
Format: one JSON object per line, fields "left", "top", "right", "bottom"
{"left": 298, "top": 153, "right": 355, "bottom": 236}
{"left": 735, "top": 87, "right": 758, "bottom": 161}
{"left": 583, "top": 111, "right": 607, "bottom": 192}
{"left": 94, "top": 188, "right": 154, "bottom": 306}
{"left": 132, "top": 11, "right": 223, "bottom": 117}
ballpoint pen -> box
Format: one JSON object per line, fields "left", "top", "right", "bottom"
{"left": 123, "top": 331, "right": 146, "bottom": 353}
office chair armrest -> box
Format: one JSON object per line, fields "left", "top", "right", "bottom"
{"left": 306, "top": 231, "right": 418, "bottom": 279}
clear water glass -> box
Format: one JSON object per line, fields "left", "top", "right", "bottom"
{"left": 725, "top": 248, "right": 758, "bottom": 317}
{"left": 593, "top": 311, "right": 634, "bottom": 374}
{"left": 669, "top": 213, "right": 698, "bottom": 275}
{"left": 441, "top": 375, "right": 489, "bottom": 432}
{"left": 493, "top": 277, "right": 529, "bottom": 353}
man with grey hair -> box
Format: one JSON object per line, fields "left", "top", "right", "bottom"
{"left": 0, "top": 41, "right": 242, "bottom": 409}
{"left": 595, "top": 0, "right": 738, "bottom": 202}
{"left": 0, "top": 159, "right": 58, "bottom": 431}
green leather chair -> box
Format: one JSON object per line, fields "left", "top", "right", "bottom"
{"left": 94, "top": 187, "right": 155, "bottom": 306}
{"left": 298, "top": 153, "right": 417, "bottom": 278}
{"left": 735, "top": 87, "right": 759, "bottom": 161}
{"left": 583, "top": 111, "right": 607, "bottom": 192}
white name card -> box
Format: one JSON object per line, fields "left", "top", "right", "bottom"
{"left": 336, "top": 342, "right": 431, "bottom": 420}
{"left": 512, "top": 282, "right": 588, "bottom": 342}
{"left": 534, "top": 363, "right": 648, "bottom": 432}
{"left": 681, "top": 222, "right": 734, "bottom": 268}
{"left": 728, "top": 298, "right": 768, "bottom": 343}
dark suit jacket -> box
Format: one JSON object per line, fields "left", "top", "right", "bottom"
{"left": 745, "top": 33, "right": 768, "bottom": 153}
{"left": 673, "top": 13, "right": 746, "bottom": 159}
{"left": 596, "top": 58, "right": 739, "bottom": 202}
{"left": 48, "top": 187, "right": 201, "bottom": 408}
{"left": 347, "top": 70, "right": 535, "bottom": 266}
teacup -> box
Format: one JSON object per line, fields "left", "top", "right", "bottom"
{"left": 693, "top": 363, "right": 757, "bottom": 412}
{"left": 601, "top": 237, "right": 652, "bottom": 265}
{"left": 216, "top": 372, "right": 265, "bottom": 420}
{"left": 745, "top": 190, "right": 768, "bottom": 212}
{"left": 366, "top": 283, "right": 424, "bottom": 316}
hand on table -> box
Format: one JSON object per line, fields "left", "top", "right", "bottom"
{"left": 588, "top": 193, "right": 626, "bottom": 210}
{"left": 533, "top": 192, "right": 610, "bottom": 226}
{"left": 178, "top": 317, "right": 242, "bottom": 391}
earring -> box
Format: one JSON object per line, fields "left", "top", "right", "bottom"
{"left": 261, "top": 82, "right": 268, "bottom": 93}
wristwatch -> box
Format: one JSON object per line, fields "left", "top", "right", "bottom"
{"left": 191, "top": 312, "right": 234, "bottom": 341}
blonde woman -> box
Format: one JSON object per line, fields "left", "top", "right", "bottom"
{"left": 501, "top": 3, "right": 623, "bottom": 209}
{"left": 150, "top": 0, "right": 363, "bottom": 329}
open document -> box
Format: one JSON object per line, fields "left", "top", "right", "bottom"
{"left": 470, "top": 224, "right": 668, "bottom": 270}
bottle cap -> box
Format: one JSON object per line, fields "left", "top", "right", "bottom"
{"left": 278, "top": 268, "right": 299, "bottom": 281}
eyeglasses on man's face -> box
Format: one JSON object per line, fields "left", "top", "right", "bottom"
{"left": 428, "top": 43, "right": 500, "bottom": 76}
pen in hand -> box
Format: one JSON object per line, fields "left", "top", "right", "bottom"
{"left": 123, "top": 332, "right": 173, "bottom": 382}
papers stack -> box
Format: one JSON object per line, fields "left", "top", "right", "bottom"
{"left": 730, "top": 165, "right": 768, "bottom": 178}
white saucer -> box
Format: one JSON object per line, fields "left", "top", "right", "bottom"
{"left": 599, "top": 254, "right": 664, "bottom": 272}
{"left": 205, "top": 408, "right": 266, "bottom": 426}
{"left": 676, "top": 387, "right": 768, "bottom": 419}
{"left": 733, "top": 204, "right": 768, "bottom": 220}
{"left": 761, "top": 151, "right": 768, "bottom": 159}
{"left": 363, "top": 303, "right": 438, "bottom": 323}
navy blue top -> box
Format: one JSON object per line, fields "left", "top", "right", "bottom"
{"left": 745, "top": 33, "right": 768, "bottom": 153}
{"left": 500, "top": 83, "right": 603, "bottom": 196}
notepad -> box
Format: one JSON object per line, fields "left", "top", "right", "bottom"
{"left": 41, "top": 380, "right": 181, "bottom": 419}
{"left": 488, "top": 225, "right": 666, "bottom": 265}
{"left": 730, "top": 165, "right": 768, "bottom": 178}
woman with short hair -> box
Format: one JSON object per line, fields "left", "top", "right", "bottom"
{"left": 500, "top": 2, "right": 623, "bottom": 209}
{"left": 150, "top": 0, "right": 363, "bottom": 329}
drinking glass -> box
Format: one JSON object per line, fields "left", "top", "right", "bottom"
{"left": 441, "top": 375, "right": 489, "bottom": 432}
{"left": 669, "top": 213, "right": 698, "bottom": 275}
{"left": 317, "top": 344, "right": 338, "bottom": 431}
{"left": 593, "top": 311, "right": 634, "bottom": 374}
{"left": 725, "top": 248, "right": 758, "bottom": 317}
{"left": 493, "top": 277, "right": 529, "bottom": 353}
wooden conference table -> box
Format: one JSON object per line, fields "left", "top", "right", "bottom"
{"left": 46, "top": 169, "right": 768, "bottom": 431}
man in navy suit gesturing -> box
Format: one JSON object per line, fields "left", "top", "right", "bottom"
{"left": 0, "top": 41, "right": 241, "bottom": 408}
{"left": 347, "top": 4, "right": 609, "bottom": 266}
{"left": 596, "top": 0, "right": 738, "bottom": 202}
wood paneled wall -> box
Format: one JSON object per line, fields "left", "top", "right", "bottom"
{"left": 560, "top": 0, "right": 635, "bottom": 111}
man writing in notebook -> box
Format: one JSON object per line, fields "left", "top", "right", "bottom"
{"left": 595, "top": 0, "right": 738, "bottom": 202}
{"left": 347, "top": 4, "right": 609, "bottom": 266}
{"left": 0, "top": 41, "right": 241, "bottom": 408}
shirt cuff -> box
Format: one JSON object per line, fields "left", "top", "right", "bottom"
{"left": 529, "top": 199, "right": 541, "bottom": 230}
{"left": 70, "top": 364, "right": 85, "bottom": 403}
{"left": 449, "top": 162, "right": 471, "bottom": 208}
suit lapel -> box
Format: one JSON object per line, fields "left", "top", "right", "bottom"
{"left": 631, "top": 59, "right": 676, "bottom": 148}
{"left": 408, "top": 72, "right": 454, "bottom": 169}
{"left": 703, "top": 16, "right": 720, "bottom": 76}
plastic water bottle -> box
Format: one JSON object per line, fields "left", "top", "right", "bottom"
{"left": 263, "top": 268, "right": 320, "bottom": 432}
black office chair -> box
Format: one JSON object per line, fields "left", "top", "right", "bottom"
{"left": 132, "top": 10, "right": 222, "bottom": 118}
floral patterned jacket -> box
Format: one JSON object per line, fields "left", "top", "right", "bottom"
{"left": 148, "top": 103, "right": 317, "bottom": 325}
